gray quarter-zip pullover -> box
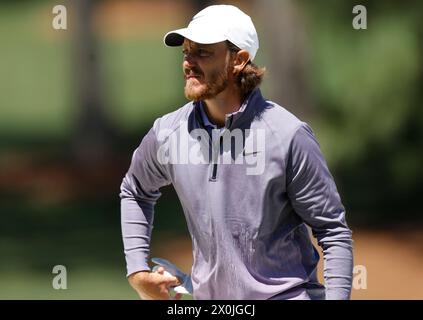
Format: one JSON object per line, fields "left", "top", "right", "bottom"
{"left": 120, "top": 89, "right": 353, "bottom": 300}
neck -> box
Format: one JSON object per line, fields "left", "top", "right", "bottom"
{"left": 203, "top": 84, "right": 243, "bottom": 127}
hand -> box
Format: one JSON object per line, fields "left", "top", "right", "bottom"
{"left": 151, "top": 257, "right": 193, "bottom": 295}
{"left": 128, "top": 267, "right": 182, "bottom": 300}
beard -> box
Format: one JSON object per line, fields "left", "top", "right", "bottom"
{"left": 184, "top": 64, "right": 230, "bottom": 101}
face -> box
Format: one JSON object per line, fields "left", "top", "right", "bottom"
{"left": 182, "top": 39, "right": 234, "bottom": 101}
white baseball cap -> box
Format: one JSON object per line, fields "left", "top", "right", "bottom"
{"left": 164, "top": 5, "right": 259, "bottom": 61}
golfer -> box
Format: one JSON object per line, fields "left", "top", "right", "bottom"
{"left": 120, "top": 4, "right": 353, "bottom": 300}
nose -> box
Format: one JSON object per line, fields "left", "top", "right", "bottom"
{"left": 183, "top": 53, "right": 197, "bottom": 69}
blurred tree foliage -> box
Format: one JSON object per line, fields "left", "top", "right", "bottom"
{"left": 0, "top": 0, "right": 421, "bottom": 226}
{"left": 300, "top": 0, "right": 423, "bottom": 224}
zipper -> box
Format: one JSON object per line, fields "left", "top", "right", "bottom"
{"left": 209, "top": 135, "right": 223, "bottom": 181}
{"left": 211, "top": 163, "right": 218, "bottom": 180}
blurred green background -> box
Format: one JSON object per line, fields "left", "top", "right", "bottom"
{"left": 0, "top": 0, "right": 421, "bottom": 299}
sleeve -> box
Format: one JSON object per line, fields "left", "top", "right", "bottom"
{"left": 286, "top": 123, "right": 354, "bottom": 300}
{"left": 120, "top": 126, "right": 171, "bottom": 277}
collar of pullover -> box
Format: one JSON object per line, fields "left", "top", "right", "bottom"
{"left": 190, "top": 88, "right": 267, "bottom": 132}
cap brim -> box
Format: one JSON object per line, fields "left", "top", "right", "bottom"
{"left": 164, "top": 28, "right": 227, "bottom": 47}
{"left": 164, "top": 28, "right": 188, "bottom": 47}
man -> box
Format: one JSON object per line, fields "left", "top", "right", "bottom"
{"left": 120, "top": 5, "right": 353, "bottom": 300}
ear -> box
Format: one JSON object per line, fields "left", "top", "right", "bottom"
{"left": 232, "top": 50, "right": 250, "bottom": 75}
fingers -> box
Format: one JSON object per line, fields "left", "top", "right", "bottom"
{"left": 156, "top": 266, "right": 165, "bottom": 274}
{"left": 154, "top": 267, "right": 180, "bottom": 286}
{"left": 156, "top": 271, "right": 180, "bottom": 299}
{"left": 141, "top": 284, "right": 171, "bottom": 300}
{"left": 158, "top": 285, "right": 172, "bottom": 300}
{"left": 131, "top": 270, "right": 179, "bottom": 301}
{"left": 173, "top": 293, "right": 182, "bottom": 300}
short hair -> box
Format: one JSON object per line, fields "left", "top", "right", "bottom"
{"left": 226, "top": 41, "right": 266, "bottom": 97}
